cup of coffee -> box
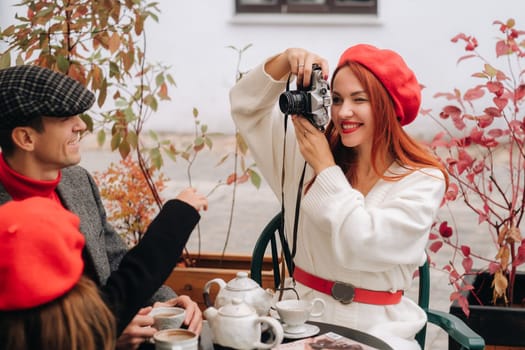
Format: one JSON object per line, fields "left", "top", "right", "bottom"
{"left": 275, "top": 298, "right": 326, "bottom": 334}
{"left": 153, "top": 329, "right": 198, "bottom": 350}
{"left": 150, "top": 306, "right": 186, "bottom": 331}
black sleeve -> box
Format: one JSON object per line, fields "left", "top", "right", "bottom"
{"left": 100, "top": 199, "right": 200, "bottom": 335}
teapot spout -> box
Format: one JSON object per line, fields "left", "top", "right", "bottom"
{"left": 203, "top": 306, "right": 218, "bottom": 323}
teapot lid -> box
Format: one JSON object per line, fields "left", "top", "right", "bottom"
{"left": 226, "top": 271, "right": 259, "bottom": 291}
{"left": 219, "top": 298, "right": 255, "bottom": 317}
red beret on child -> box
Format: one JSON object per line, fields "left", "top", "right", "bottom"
{"left": 0, "top": 197, "right": 85, "bottom": 310}
{"left": 336, "top": 44, "right": 421, "bottom": 125}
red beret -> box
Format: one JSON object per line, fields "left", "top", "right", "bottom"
{"left": 0, "top": 197, "right": 85, "bottom": 310}
{"left": 336, "top": 44, "right": 421, "bottom": 125}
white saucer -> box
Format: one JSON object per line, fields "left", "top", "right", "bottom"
{"left": 283, "top": 324, "right": 320, "bottom": 339}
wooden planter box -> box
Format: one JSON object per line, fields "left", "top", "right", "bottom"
{"left": 163, "top": 253, "right": 277, "bottom": 311}
{"left": 449, "top": 271, "right": 525, "bottom": 350}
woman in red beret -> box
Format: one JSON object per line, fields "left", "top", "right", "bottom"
{"left": 230, "top": 45, "right": 448, "bottom": 349}
{"left": 0, "top": 193, "right": 206, "bottom": 350}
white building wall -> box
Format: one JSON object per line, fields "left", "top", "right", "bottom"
{"left": 1, "top": 1, "right": 524, "bottom": 138}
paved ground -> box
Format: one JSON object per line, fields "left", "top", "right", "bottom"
{"left": 79, "top": 132, "right": 514, "bottom": 349}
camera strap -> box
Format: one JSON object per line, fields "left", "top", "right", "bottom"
{"left": 280, "top": 73, "right": 308, "bottom": 286}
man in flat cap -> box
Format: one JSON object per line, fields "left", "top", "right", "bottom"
{"left": 0, "top": 65, "right": 206, "bottom": 349}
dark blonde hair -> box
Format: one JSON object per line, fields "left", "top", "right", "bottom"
{"left": 325, "top": 61, "right": 449, "bottom": 186}
{"left": 0, "top": 276, "right": 116, "bottom": 350}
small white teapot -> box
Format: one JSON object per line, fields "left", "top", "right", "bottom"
{"left": 204, "top": 298, "right": 284, "bottom": 349}
{"left": 203, "top": 271, "right": 274, "bottom": 316}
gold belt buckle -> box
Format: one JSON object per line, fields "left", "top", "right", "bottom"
{"left": 331, "top": 281, "right": 355, "bottom": 304}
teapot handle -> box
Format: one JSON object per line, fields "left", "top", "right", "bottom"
{"left": 252, "top": 316, "right": 284, "bottom": 349}
{"left": 203, "top": 278, "right": 226, "bottom": 308}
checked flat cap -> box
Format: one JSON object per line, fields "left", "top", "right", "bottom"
{"left": 0, "top": 65, "right": 95, "bottom": 130}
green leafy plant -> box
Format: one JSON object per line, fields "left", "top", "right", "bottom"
{"left": 424, "top": 18, "right": 525, "bottom": 316}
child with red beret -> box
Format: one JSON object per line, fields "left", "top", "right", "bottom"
{"left": 0, "top": 193, "right": 203, "bottom": 350}
{"left": 230, "top": 45, "right": 449, "bottom": 349}
{"left": 0, "top": 197, "right": 115, "bottom": 349}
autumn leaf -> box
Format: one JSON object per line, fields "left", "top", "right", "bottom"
{"left": 513, "top": 240, "right": 525, "bottom": 267}
{"left": 486, "top": 81, "right": 504, "bottom": 96}
{"left": 439, "top": 105, "right": 462, "bottom": 120}
{"left": 461, "top": 245, "right": 471, "bottom": 256}
{"left": 428, "top": 241, "right": 443, "bottom": 253}
{"left": 492, "top": 270, "right": 508, "bottom": 304}
{"left": 476, "top": 113, "right": 494, "bottom": 128}
{"left": 108, "top": 32, "right": 121, "bottom": 54}
{"left": 444, "top": 183, "right": 458, "bottom": 201}
{"left": 455, "top": 149, "right": 474, "bottom": 174}
{"left": 507, "top": 226, "right": 522, "bottom": 243}
{"left": 462, "top": 256, "right": 473, "bottom": 273}
{"left": 463, "top": 85, "right": 485, "bottom": 101}
{"left": 237, "top": 173, "right": 250, "bottom": 184}
{"left": 434, "top": 92, "right": 459, "bottom": 101}
{"left": 158, "top": 82, "right": 169, "bottom": 100}
{"left": 119, "top": 139, "right": 131, "bottom": 159}
{"left": 495, "top": 39, "right": 512, "bottom": 57}
{"left": 458, "top": 295, "right": 470, "bottom": 318}
{"left": 428, "top": 232, "right": 439, "bottom": 240}
{"left": 496, "top": 246, "right": 510, "bottom": 270}
{"left": 515, "top": 84, "right": 525, "bottom": 101}
{"left": 226, "top": 173, "right": 237, "bottom": 185}
{"left": 493, "top": 96, "right": 508, "bottom": 110}
{"left": 488, "top": 262, "right": 500, "bottom": 274}
{"left": 497, "top": 226, "right": 509, "bottom": 245}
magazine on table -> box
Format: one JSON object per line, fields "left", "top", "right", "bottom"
{"left": 273, "top": 331, "right": 379, "bottom": 350}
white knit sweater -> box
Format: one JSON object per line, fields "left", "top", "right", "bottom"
{"left": 230, "top": 62, "right": 446, "bottom": 350}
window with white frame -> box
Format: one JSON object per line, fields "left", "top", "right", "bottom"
{"left": 235, "top": 0, "right": 377, "bottom": 15}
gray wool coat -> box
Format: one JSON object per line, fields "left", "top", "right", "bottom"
{"left": 0, "top": 165, "right": 176, "bottom": 303}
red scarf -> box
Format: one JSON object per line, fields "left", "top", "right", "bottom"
{"left": 0, "top": 154, "right": 62, "bottom": 203}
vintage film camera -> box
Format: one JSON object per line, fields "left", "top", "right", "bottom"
{"left": 278, "top": 63, "right": 332, "bottom": 131}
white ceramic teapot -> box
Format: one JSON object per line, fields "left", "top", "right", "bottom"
{"left": 203, "top": 271, "right": 274, "bottom": 316}
{"left": 204, "top": 298, "right": 284, "bottom": 349}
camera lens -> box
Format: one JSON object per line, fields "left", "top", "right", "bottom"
{"left": 279, "top": 91, "right": 308, "bottom": 115}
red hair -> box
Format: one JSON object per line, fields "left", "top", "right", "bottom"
{"left": 325, "top": 61, "right": 448, "bottom": 186}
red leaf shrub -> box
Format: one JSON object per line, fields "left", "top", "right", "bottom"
{"left": 426, "top": 18, "right": 525, "bottom": 313}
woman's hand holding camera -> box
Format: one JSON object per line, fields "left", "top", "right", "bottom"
{"left": 265, "top": 48, "right": 335, "bottom": 175}
{"left": 265, "top": 48, "right": 329, "bottom": 87}
{"left": 292, "top": 115, "right": 335, "bottom": 175}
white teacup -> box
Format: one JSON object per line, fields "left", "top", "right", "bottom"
{"left": 150, "top": 306, "right": 186, "bottom": 331}
{"left": 154, "top": 329, "right": 198, "bottom": 350}
{"left": 275, "top": 298, "right": 326, "bottom": 334}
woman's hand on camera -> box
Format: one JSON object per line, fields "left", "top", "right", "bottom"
{"left": 292, "top": 115, "right": 335, "bottom": 174}
{"left": 265, "top": 48, "right": 329, "bottom": 87}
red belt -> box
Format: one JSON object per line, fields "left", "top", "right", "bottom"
{"left": 293, "top": 266, "right": 403, "bottom": 305}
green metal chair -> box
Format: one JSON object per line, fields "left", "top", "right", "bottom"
{"left": 250, "top": 212, "right": 485, "bottom": 350}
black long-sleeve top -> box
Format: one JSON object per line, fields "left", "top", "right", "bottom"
{"left": 101, "top": 199, "right": 200, "bottom": 334}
